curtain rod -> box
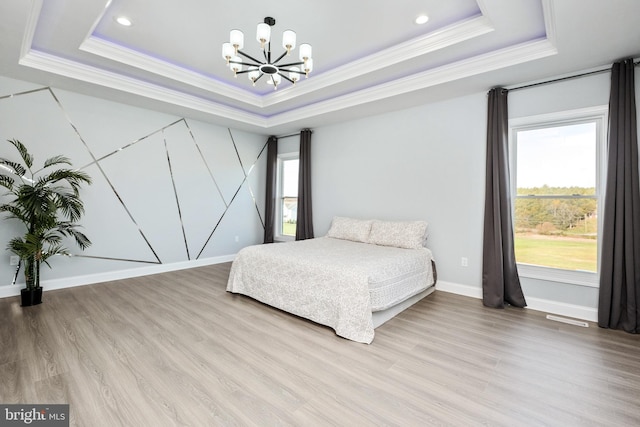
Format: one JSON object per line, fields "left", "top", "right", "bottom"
{"left": 276, "top": 129, "right": 313, "bottom": 139}
{"left": 277, "top": 132, "right": 300, "bottom": 139}
{"left": 508, "top": 59, "right": 640, "bottom": 92}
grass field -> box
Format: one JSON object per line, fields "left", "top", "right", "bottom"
{"left": 515, "top": 233, "right": 597, "bottom": 272}
{"left": 283, "top": 222, "right": 296, "bottom": 236}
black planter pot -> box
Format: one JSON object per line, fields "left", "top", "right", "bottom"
{"left": 20, "top": 287, "right": 43, "bottom": 307}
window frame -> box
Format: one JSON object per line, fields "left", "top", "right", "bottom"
{"left": 275, "top": 151, "right": 299, "bottom": 242}
{"left": 509, "top": 106, "right": 608, "bottom": 287}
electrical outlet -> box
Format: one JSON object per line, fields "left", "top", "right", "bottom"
{"left": 235, "top": 235, "right": 239, "bottom": 242}
{"left": 9, "top": 255, "right": 20, "bottom": 266}
{"left": 461, "top": 257, "right": 468, "bottom": 267}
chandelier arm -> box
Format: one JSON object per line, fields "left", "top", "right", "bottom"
{"left": 278, "top": 72, "right": 295, "bottom": 84}
{"left": 236, "top": 50, "right": 263, "bottom": 65}
{"left": 277, "top": 61, "right": 305, "bottom": 68}
{"left": 272, "top": 51, "right": 288, "bottom": 65}
{"left": 229, "top": 60, "right": 261, "bottom": 67}
{"left": 234, "top": 69, "right": 254, "bottom": 75}
{"left": 253, "top": 73, "right": 265, "bottom": 83}
{"left": 267, "top": 42, "right": 272, "bottom": 63}
{"left": 278, "top": 67, "right": 304, "bottom": 74}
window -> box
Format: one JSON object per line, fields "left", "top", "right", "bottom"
{"left": 276, "top": 153, "right": 299, "bottom": 240}
{"left": 510, "top": 107, "right": 606, "bottom": 286}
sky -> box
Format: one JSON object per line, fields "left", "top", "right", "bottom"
{"left": 282, "top": 158, "right": 299, "bottom": 196}
{"left": 515, "top": 122, "right": 597, "bottom": 188}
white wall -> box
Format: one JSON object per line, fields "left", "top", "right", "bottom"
{"left": 277, "top": 135, "right": 300, "bottom": 155}
{"left": 0, "top": 75, "right": 267, "bottom": 296}
{"left": 313, "top": 93, "right": 487, "bottom": 289}
{"left": 311, "top": 67, "right": 640, "bottom": 321}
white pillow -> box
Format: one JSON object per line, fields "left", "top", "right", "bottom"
{"left": 368, "top": 220, "right": 428, "bottom": 249}
{"left": 326, "top": 216, "right": 373, "bottom": 243}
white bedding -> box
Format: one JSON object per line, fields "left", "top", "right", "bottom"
{"left": 226, "top": 237, "right": 435, "bottom": 344}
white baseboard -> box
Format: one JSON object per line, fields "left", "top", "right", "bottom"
{"left": 0, "top": 254, "right": 236, "bottom": 299}
{"left": 435, "top": 280, "right": 483, "bottom": 298}
{"left": 524, "top": 296, "right": 598, "bottom": 322}
{"left": 435, "top": 280, "right": 597, "bottom": 323}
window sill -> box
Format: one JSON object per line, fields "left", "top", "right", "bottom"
{"left": 517, "top": 263, "right": 598, "bottom": 288}
{"left": 274, "top": 235, "right": 295, "bottom": 243}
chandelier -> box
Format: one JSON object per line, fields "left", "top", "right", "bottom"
{"left": 222, "top": 17, "right": 313, "bottom": 90}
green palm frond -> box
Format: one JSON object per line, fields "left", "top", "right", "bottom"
{"left": 15, "top": 185, "right": 52, "bottom": 221}
{"left": 42, "top": 155, "right": 71, "bottom": 169}
{"left": 0, "top": 159, "right": 27, "bottom": 177}
{"left": 70, "top": 229, "right": 91, "bottom": 250}
{"left": 0, "top": 175, "right": 16, "bottom": 191}
{"left": 42, "top": 244, "right": 69, "bottom": 264}
{"left": 37, "top": 168, "right": 92, "bottom": 193}
{"left": 54, "top": 192, "right": 85, "bottom": 222}
{"left": 7, "top": 236, "right": 31, "bottom": 259}
{"left": 55, "top": 222, "right": 92, "bottom": 250}
{"left": 0, "top": 204, "right": 28, "bottom": 223}
{"left": 7, "top": 139, "right": 33, "bottom": 169}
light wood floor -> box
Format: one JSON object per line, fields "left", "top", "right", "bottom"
{"left": 1, "top": 263, "right": 639, "bottom": 426}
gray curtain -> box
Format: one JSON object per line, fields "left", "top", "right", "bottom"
{"left": 598, "top": 58, "right": 640, "bottom": 333}
{"left": 482, "top": 88, "right": 527, "bottom": 308}
{"left": 295, "top": 129, "right": 314, "bottom": 240}
{"left": 263, "top": 136, "right": 278, "bottom": 243}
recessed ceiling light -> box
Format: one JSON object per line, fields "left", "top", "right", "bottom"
{"left": 115, "top": 16, "right": 132, "bottom": 26}
{"left": 415, "top": 14, "right": 429, "bottom": 25}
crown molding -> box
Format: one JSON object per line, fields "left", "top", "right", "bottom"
{"left": 19, "top": 0, "right": 42, "bottom": 59}
{"left": 541, "top": 0, "right": 557, "bottom": 45}
{"left": 18, "top": 49, "right": 268, "bottom": 128}
{"left": 80, "top": 36, "right": 263, "bottom": 107}
{"left": 267, "top": 38, "right": 558, "bottom": 127}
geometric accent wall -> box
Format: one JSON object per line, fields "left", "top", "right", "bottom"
{"left": 0, "top": 75, "right": 266, "bottom": 287}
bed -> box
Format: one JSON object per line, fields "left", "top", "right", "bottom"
{"left": 226, "top": 217, "right": 436, "bottom": 344}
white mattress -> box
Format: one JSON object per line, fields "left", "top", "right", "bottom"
{"left": 369, "top": 267, "right": 433, "bottom": 312}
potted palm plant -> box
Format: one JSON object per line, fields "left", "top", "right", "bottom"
{"left": 0, "top": 139, "right": 92, "bottom": 306}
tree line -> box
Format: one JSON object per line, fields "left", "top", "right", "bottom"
{"left": 515, "top": 185, "right": 596, "bottom": 236}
